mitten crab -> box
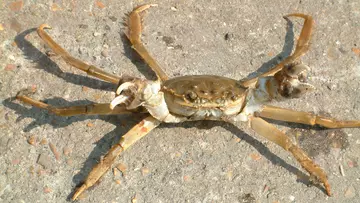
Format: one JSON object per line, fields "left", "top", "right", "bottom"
{"left": 16, "top": 4, "right": 360, "bottom": 200}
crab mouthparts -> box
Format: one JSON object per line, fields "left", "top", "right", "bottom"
{"left": 110, "top": 82, "right": 138, "bottom": 109}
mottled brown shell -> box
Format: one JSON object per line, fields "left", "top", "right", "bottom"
{"left": 162, "top": 75, "right": 248, "bottom": 118}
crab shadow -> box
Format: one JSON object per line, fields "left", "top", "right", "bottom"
{"left": 120, "top": 34, "right": 158, "bottom": 81}
{"left": 119, "top": 16, "right": 296, "bottom": 81}
{"left": 164, "top": 120, "right": 327, "bottom": 194}
{"left": 243, "top": 16, "right": 295, "bottom": 80}
{"left": 3, "top": 97, "right": 327, "bottom": 199}
{"left": 14, "top": 28, "right": 115, "bottom": 91}
{"left": 2, "top": 97, "right": 145, "bottom": 201}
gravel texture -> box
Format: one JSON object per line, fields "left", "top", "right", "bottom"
{"left": 1, "top": 0, "right": 360, "bottom": 202}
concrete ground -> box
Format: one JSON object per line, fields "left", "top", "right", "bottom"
{"left": 1, "top": 0, "right": 360, "bottom": 202}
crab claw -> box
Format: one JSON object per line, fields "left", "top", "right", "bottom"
{"left": 110, "top": 78, "right": 162, "bottom": 112}
{"left": 110, "top": 95, "right": 129, "bottom": 109}
{"left": 116, "top": 82, "right": 136, "bottom": 95}
{"left": 111, "top": 80, "right": 142, "bottom": 110}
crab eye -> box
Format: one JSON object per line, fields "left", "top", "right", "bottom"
{"left": 185, "top": 90, "right": 197, "bottom": 101}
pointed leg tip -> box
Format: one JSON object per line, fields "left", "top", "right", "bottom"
{"left": 325, "top": 183, "right": 331, "bottom": 196}
{"left": 38, "top": 24, "right": 52, "bottom": 31}
{"left": 134, "top": 4, "right": 158, "bottom": 13}
{"left": 72, "top": 184, "right": 87, "bottom": 201}
{"left": 283, "top": 13, "right": 312, "bottom": 20}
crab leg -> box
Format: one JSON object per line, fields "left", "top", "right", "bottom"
{"left": 16, "top": 94, "right": 138, "bottom": 116}
{"left": 126, "top": 4, "right": 169, "bottom": 82}
{"left": 37, "top": 25, "right": 121, "bottom": 84}
{"left": 249, "top": 116, "right": 331, "bottom": 196}
{"left": 72, "top": 116, "right": 160, "bottom": 200}
{"left": 241, "top": 13, "right": 314, "bottom": 87}
{"left": 258, "top": 105, "right": 360, "bottom": 128}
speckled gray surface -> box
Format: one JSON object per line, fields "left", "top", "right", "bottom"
{"left": 1, "top": 0, "right": 360, "bottom": 202}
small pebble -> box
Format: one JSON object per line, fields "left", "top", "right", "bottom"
{"left": 101, "top": 49, "right": 109, "bottom": 57}
{"left": 186, "top": 159, "right": 193, "bottom": 165}
{"left": 141, "top": 167, "right": 150, "bottom": 176}
{"left": 95, "top": 0, "right": 105, "bottom": 9}
{"left": 73, "top": 170, "right": 81, "bottom": 175}
{"left": 49, "top": 142, "right": 60, "bottom": 161}
{"left": 263, "top": 184, "right": 269, "bottom": 193}
{"left": 78, "top": 47, "right": 86, "bottom": 54}
{"left": 78, "top": 24, "right": 88, "bottom": 29}
{"left": 66, "top": 159, "right": 73, "bottom": 166}
{"left": 63, "top": 146, "right": 71, "bottom": 156}
{"left": 224, "top": 33, "right": 234, "bottom": 41}
{"left": 37, "top": 154, "right": 51, "bottom": 169}
{"left": 5, "top": 64, "right": 16, "bottom": 71}
{"left": 28, "top": 135, "right": 36, "bottom": 145}
{"left": 40, "top": 138, "right": 48, "bottom": 145}
{"left": 9, "top": 1, "right": 23, "bottom": 12}
{"left": 93, "top": 93, "right": 102, "bottom": 101}
{"left": 82, "top": 86, "right": 89, "bottom": 92}
{"left": 183, "top": 175, "right": 191, "bottom": 182}
{"left": 31, "top": 84, "right": 37, "bottom": 93}
{"left": 289, "top": 195, "right": 295, "bottom": 202}
{"left": 344, "top": 185, "right": 356, "bottom": 198}
{"left": 37, "top": 169, "right": 47, "bottom": 176}
{"left": 87, "top": 122, "right": 94, "bottom": 127}
{"left": 348, "top": 160, "right": 358, "bottom": 168}
{"left": 116, "top": 163, "right": 127, "bottom": 174}
{"left": 352, "top": 47, "right": 360, "bottom": 57}
{"left": 175, "top": 151, "right": 182, "bottom": 157}
{"left": 226, "top": 170, "right": 233, "bottom": 180}
{"left": 8, "top": 55, "right": 15, "bottom": 61}
{"left": 250, "top": 153, "right": 261, "bottom": 161}
{"left": 43, "top": 186, "right": 52, "bottom": 193}
{"left": 93, "top": 32, "right": 101, "bottom": 37}
{"left": 12, "top": 159, "right": 20, "bottom": 165}
{"left": 109, "top": 16, "right": 117, "bottom": 22}
{"left": 113, "top": 168, "right": 118, "bottom": 176}
{"left": 131, "top": 196, "right": 137, "bottom": 203}
{"left": 339, "top": 164, "right": 345, "bottom": 176}
{"left": 51, "top": 3, "right": 61, "bottom": 11}
{"left": 29, "top": 166, "right": 35, "bottom": 175}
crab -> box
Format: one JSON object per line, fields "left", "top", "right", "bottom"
{"left": 15, "top": 4, "right": 360, "bottom": 201}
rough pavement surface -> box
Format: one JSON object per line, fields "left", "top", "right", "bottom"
{"left": 1, "top": 0, "right": 360, "bottom": 202}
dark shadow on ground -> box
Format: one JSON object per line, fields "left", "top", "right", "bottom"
{"left": 2, "top": 97, "right": 146, "bottom": 201}
{"left": 15, "top": 28, "right": 116, "bottom": 91}
{"left": 120, "top": 34, "right": 158, "bottom": 81}
{"left": 242, "top": 17, "right": 295, "bottom": 81}
{"left": 3, "top": 96, "right": 330, "bottom": 199}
